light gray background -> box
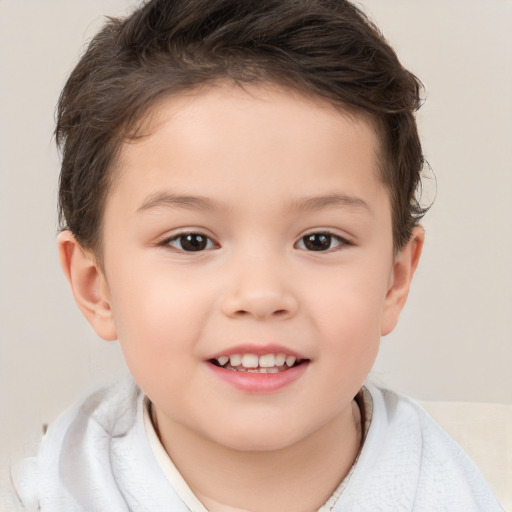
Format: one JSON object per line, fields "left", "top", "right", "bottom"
{"left": 1, "top": 0, "right": 511, "bottom": 464}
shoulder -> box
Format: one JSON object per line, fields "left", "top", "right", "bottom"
{"left": 334, "top": 385, "right": 504, "bottom": 512}
{"left": 9, "top": 377, "right": 143, "bottom": 510}
{"left": 36, "top": 376, "right": 142, "bottom": 461}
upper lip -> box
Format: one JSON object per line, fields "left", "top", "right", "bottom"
{"left": 207, "top": 343, "right": 307, "bottom": 360}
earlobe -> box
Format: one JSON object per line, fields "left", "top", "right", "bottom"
{"left": 58, "top": 231, "right": 118, "bottom": 341}
{"left": 380, "top": 226, "right": 424, "bottom": 336}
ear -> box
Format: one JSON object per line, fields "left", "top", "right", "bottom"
{"left": 58, "top": 231, "right": 117, "bottom": 341}
{"left": 380, "top": 226, "right": 424, "bottom": 336}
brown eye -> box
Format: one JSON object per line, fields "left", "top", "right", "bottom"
{"left": 166, "top": 233, "right": 215, "bottom": 252}
{"left": 297, "top": 233, "right": 347, "bottom": 252}
{"left": 180, "top": 234, "right": 207, "bottom": 251}
{"left": 303, "top": 234, "right": 331, "bottom": 251}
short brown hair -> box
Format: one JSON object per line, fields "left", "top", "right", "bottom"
{"left": 56, "top": 0, "right": 427, "bottom": 254}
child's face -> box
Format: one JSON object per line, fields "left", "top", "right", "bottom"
{"left": 77, "top": 83, "right": 420, "bottom": 451}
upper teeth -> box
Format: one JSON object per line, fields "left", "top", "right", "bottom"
{"left": 216, "top": 353, "right": 297, "bottom": 369}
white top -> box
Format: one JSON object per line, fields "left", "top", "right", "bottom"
{"left": 6, "top": 377, "right": 505, "bottom": 511}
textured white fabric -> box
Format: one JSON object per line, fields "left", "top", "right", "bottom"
{"left": 5, "top": 378, "right": 505, "bottom": 511}
{"left": 330, "top": 388, "right": 505, "bottom": 511}
{"left": 420, "top": 400, "right": 512, "bottom": 511}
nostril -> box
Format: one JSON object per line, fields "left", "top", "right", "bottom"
{"left": 236, "top": 308, "right": 290, "bottom": 318}
{"left": 222, "top": 293, "right": 298, "bottom": 320}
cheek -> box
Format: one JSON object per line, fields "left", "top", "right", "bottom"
{"left": 307, "top": 260, "right": 391, "bottom": 329}
{"left": 304, "top": 260, "right": 391, "bottom": 369}
{"left": 317, "top": 296, "right": 382, "bottom": 367}
{"left": 107, "top": 264, "right": 211, "bottom": 373}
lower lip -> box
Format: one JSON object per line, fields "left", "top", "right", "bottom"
{"left": 207, "top": 362, "right": 309, "bottom": 393}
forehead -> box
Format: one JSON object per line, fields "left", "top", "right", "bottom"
{"left": 108, "top": 82, "right": 388, "bottom": 219}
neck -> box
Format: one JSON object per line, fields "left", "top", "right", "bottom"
{"left": 153, "top": 400, "right": 362, "bottom": 512}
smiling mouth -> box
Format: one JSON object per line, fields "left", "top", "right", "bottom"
{"left": 209, "top": 353, "right": 307, "bottom": 373}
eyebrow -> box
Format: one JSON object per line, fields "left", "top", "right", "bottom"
{"left": 137, "top": 191, "right": 371, "bottom": 215}
{"left": 137, "top": 192, "right": 225, "bottom": 213}
{"left": 291, "top": 194, "right": 372, "bottom": 214}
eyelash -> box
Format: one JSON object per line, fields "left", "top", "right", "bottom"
{"left": 159, "top": 230, "right": 350, "bottom": 253}
{"left": 294, "top": 232, "right": 351, "bottom": 252}
{"left": 160, "top": 232, "right": 218, "bottom": 252}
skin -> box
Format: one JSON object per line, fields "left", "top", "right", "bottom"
{"left": 59, "top": 82, "right": 423, "bottom": 512}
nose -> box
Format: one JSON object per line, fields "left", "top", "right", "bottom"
{"left": 220, "top": 256, "right": 299, "bottom": 321}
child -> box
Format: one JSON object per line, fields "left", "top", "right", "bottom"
{"left": 7, "top": 0, "right": 504, "bottom": 510}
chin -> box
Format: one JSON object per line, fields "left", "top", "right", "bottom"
{"left": 204, "top": 420, "right": 311, "bottom": 453}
